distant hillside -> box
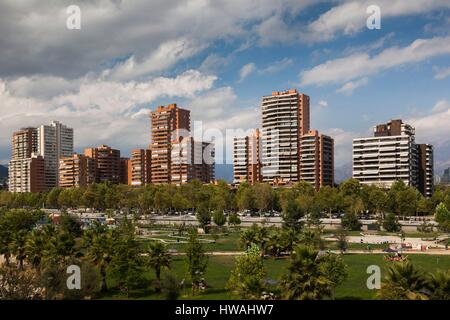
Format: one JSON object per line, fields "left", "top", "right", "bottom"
{"left": 215, "top": 164, "right": 233, "bottom": 183}
{"left": 334, "top": 163, "right": 352, "bottom": 184}
{"left": 0, "top": 165, "right": 7, "bottom": 179}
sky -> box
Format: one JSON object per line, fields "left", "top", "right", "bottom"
{"left": 1, "top": 0, "right": 450, "bottom": 176}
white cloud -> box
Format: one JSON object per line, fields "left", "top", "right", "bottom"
{"left": 306, "top": 0, "right": 450, "bottom": 42}
{"left": 406, "top": 99, "right": 450, "bottom": 147}
{"left": 317, "top": 100, "right": 328, "bottom": 108}
{"left": 103, "top": 38, "right": 206, "bottom": 81}
{"left": 434, "top": 66, "right": 450, "bottom": 80}
{"left": 336, "top": 77, "right": 369, "bottom": 95}
{"left": 324, "top": 128, "right": 360, "bottom": 166}
{"left": 258, "top": 58, "right": 294, "bottom": 74}
{"left": 300, "top": 36, "right": 450, "bottom": 86}
{"left": 0, "top": 70, "right": 218, "bottom": 162}
{"left": 238, "top": 63, "right": 256, "bottom": 82}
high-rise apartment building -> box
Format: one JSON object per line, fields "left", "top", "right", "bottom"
{"left": 8, "top": 155, "right": 45, "bottom": 193}
{"left": 261, "top": 89, "right": 310, "bottom": 184}
{"left": 171, "top": 137, "right": 215, "bottom": 184}
{"left": 12, "top": 127, "right": 38, "bottom": 160}
{"left": 37, "top": 121, "right": 74, "bottom": 190}
{"left": 352, "top": 119, "right": 433, "bottom": 196}
{"left": 129, "top": 149, "right": 152, "bottom": 187}
{"left": 120, "top": 157, "right": 131, "bottom": 185}
{"left": 84, "top": 145, "right": 121, "bottom": 184}
{"left": 442, "top": 167, "right": 450, "bottom": 185}
{"left": 417, "top": 144, "right": 433, "bottom": 198}
{"left": 233, "top": 129, "right": 262, "bottom": 184}
{"left": 299, "top": 130, "right": 334, "bottom": 190}
{"left": 59, "top": 153, "right": 94, "bottom": 188}
{"left": 8, "top": 128, "right": 45, "bottom": 193}
{"left": 150, "top": 104, "right": 190, "bottom": 184}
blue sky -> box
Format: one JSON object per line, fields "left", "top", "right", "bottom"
{"left": 0, "top": 0, "right": 450, "bottom": 176}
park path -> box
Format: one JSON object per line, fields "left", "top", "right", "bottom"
{"left": 170, "top": 249, "right": 450, "bottom": 256}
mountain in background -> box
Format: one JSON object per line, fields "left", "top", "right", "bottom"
{"left": 215, "top": 164, "right": 233, "bottom": 183}
{"left": 0, "top": 164, "right": 7, "bottom": 179}
{"left": 334, "top": 163, "right": 352, "bottom": 184}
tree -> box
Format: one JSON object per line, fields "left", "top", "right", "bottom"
{"left": 0, "top": 263, "right": 44, "bottom": 299}
{"left": 147, "top": 241, "right": 171, "bottom": 291}
{"left": 226, "top": 244, "right": 266, "bottom": 299}
{"left": 161, "top": 273, "right": 181, "bottom": 300}
{"left": 254, "top": 183, "right": 274, "bottom": 212}
{"left": 282, "top": 198, "right": 304, "bottom": 231}
{"left": 236, "top": 183, "right": 256, "bottom": 211}
{"left": 341, "top": 212, "right": 362, "bottom": 231}
{"left": 435, "top": 203, "right": 450, "bottom": 232}
{"left": 83, "top": 223, "right": 115, "bottom": 292}
{"left": 196, "top": 204, "right": 211, "bottom": 232}
{"left": 299, "top": 229, "right": 323, "bottom": 249}
{"left": 335, "top": 230, "right": 348, "bottom": 253}
{"left": 212, "top": 210, "right": 226, "bottom": 228}
{"left": 185, "top": 229, "right": 208, "bottom": 295}
{"left": 382, "top": 213, "right": 401, "bottom": 232}
{"left": 280, "top": 245, "right": 333, "bottom": 300}
{"left": 317, "top": 253, "right": 348, "bottom": 299}
{"left": 109, "top": 222, "right": 144, "bottom": 298}
{"left": 378, "top": 262, "right": 428, "bottom": 300}
{"left": 428, "top": 270, "right": 450, "bottom": 300}
{"left": 228, "top": 213, "right": 241, "bottom": 227}
{"left": 60, "top": 213, "right": 82, "bottom": 237}
{"left": 10, "top": 229, "right": 28, "bottom": 271}
{"left": 25, "top": 229, "right": 47, "bottom": 271}
{"left": 239, "top": 226, "right": 258, "bottom": 250}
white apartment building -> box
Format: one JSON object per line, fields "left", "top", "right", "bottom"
{"left": 353, "top": 120, "right": 433, "bottom": 196}
{"left": 233, "top": 136, "right": 248, "bottom": 184}
{"left": 8, "top": 154, "right": 45, "bottom": 193}
{"left": 261, "top": 89, "right": 310, "bottom": 184}
{"left": 37, "top": 121, "right": 74, "bottom": 189}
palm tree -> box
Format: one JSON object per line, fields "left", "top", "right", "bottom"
{"left": 25, "top": 229, "right": 46, "bottom": 271}
{"left": 281, "top": 229, "right": 299, "bottom": 254}
{"left": 266, "top": 232, "right": 282, "bottom": 257}
{"left": 377, "top": 262, "right": 429, "bottom": 300}
{"left": 427, "top": 270, "right": 450, "bottom": 300}
{"left": 84, "top": 228, "right": 114, "bottom": 292}
{"left": 256, "top": 227, "right": 270, "bottom": 256}
{"left": 147, "top": 241, "right": 171, "bottom": 290}
{"left": 239, "top": 228, "right": 258, "bottom": 250}
{"left": 10, "top": 230, "right": 28, "bottom": 271}
{"left": 280, "top": 245, "right": 333, "bottom": 300}
{"left": 299, "top": 230, "right": 322, "bottom": 249}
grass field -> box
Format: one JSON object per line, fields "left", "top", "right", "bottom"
{"left": 103, "top": 253, "right": 450, "bottom": 300}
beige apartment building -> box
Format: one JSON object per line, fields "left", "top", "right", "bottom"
{"left": 233, "top": 129, "right": 262, "bottom": 185}
{"left": 59, "top": 153, "right": 95, "bottom": 188}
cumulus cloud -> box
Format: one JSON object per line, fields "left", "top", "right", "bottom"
{"left": 0, "top": 70, "right": 218, "bottom": 162}
{"left": 258, "top": 58, "right": 293, "bottom": 74}
{"left": 306, "top": 0, "right": 450, "bottom": 42}
{"left": 238, "top": 63, "right": 256, "bottom": 82}
{"left": 300, "top": 36, "right": 450, "bottom": 86}
{"left": 336, "top": 77, "right": 369, "bottom": 95}
{"left": 434, "top": 66, "right": 450, "bottom": 80}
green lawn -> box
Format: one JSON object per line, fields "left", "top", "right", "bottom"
{"left": 101, "top": 253, "right": 450, "bottom": 300}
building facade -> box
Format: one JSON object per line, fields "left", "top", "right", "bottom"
{"left": 150, "top": 104, "right": 190, "bottom": 184}
{"left": 129, "top": 149, "right": 152, "bottom": 187}
{"left": 8, "top": 155, "right": 45, "bottom": 193}
{"left": 59, "top": 153, "right": 94, "bottom": 188}
{"left": 84, "top": 145, "right": 121, "bottom": 184}
{"left": 352, "top": 120, "right": 433, "bottom": 196}
{"left": 171, "top": 137, "right": 215, "bottom": 184}
{"left": 261, "top": 89, "right": 310, "bottom": 184}
{"left": 37, "top": 121, "right": 74, "bottom": 190}
{"left": 8, "top": 128, "right": 44, "bottom": 193}
{"left": 417, "top": 144, "right": 434, "bottom": 198}
{"left": 233, "top": 129, "right": 262, "bottom": 185}
{"left": 299, "top": 130, "right": 334, "bottom": 190}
